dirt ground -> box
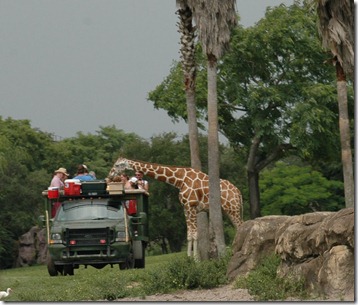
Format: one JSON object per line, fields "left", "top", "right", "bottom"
{"left": 113, "top": 283, "right": 354, "bottom": 302}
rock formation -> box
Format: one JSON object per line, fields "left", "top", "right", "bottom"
{"left": 15, "top": 226, "right": 47, "bottom": 267}
{"left": 227, "top": 207, "right": 354, "bottom": 300}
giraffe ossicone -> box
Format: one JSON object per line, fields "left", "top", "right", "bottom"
{"left": 108, "top": 157, "right": 243, "bottom": 258}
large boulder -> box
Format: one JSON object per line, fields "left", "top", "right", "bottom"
{"left": 227, "top": 208, "right": 354, "bottom": 299}
{"left": 15, "top": 226, "right": 47, "bottom": 267}
{"left": 226, "top": 215, "right": 290, "bottom": 276}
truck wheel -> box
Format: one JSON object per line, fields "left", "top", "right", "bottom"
{"left": 47, "top": 255, "right": 58, "bottom": 276}
{"left": 133, "top": 241, "right": 145, "bottom": 269}
{"left": 64, "top": 265, "right": 74, "bottom": 276}
{"left": 56, "top": 265, "right": 64, "bottom": 275}
{"left": 120, "top": 252, "right": 135, "bottom": 270}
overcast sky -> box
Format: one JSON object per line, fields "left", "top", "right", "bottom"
{"left": 0, "top": 0, "right": 294, "bottom": 141}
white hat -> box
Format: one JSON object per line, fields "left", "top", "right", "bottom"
{"left": 129, "top": 177, "right": 138, "bottom": 183}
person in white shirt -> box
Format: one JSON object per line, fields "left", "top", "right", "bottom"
{"left": 134, "top": 170, "right": 149, "bottom": 192}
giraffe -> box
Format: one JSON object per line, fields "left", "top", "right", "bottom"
{"left": 107, "top": 157, "right": 243, "bottom": 258}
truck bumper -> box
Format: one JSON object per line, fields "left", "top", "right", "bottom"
{"left": 49, "top": 242, "right": 131, "bottom": 265}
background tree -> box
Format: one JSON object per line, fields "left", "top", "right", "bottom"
{"left": 0, "top": 118, "right": 53, "bottom": 268}
{"left": 315, "top": 0, "right": 354, "bottom": 208}
{"left": 260, "top": 161, "right": 344, "bottom": 215}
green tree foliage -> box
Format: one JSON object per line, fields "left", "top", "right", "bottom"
{"left": 0, "top": 118, "right": 53, "bottom": 268}
{"left": 260, "top": 161, "right": 344, "bottom": 215}
{"left": 148, "top": 2, "right": 353, "bottom": 218}
{"left": 43, "top": 125, "right": 144, "bottom": 178}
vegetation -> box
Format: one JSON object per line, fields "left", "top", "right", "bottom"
{"left": 234, "top": 253, "right": 308, "bottom": 301}
{"left": 1, "top": 251, "right": 313, "bottom": 301}
{"left": 0, "top": 252, "right": 231, "bottom": 301}
{"left": 260, "top": 161, "right": 344, "bottom": 215}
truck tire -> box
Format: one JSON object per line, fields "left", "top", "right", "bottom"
{"left": 47, "top": 254, "right": 58, "bottom": 276}
{"left": 64, "top": 265, "right": 74, "bottom": 276}
{"left": 119, "top": 251, "right": 134, "bottom": 270}
{"left": 133, "top": 241, "right": 145, "bottom": 269}
{"left": 56, "top": 265, "right": 64, "bottom": 275}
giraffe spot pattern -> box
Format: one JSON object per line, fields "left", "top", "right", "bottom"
{"left": 108, "top": 157, "right": 244, "bottom": 241}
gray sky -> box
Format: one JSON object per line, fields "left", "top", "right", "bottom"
{"left": 0, "top": 0, "right": 293, "bottom": 141}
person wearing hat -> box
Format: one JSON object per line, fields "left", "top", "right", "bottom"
{"left": 50, "top": 167, "right": 69, "bottom": 189}
{"left": 129, "top": 176, "right": 139, "bottom": 189}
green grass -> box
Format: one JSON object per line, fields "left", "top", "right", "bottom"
{"left": 1, "top": 251, "right": 309, "bottom": 302}
{"left": 0, "top": 252, "right": 230, "bottom": 301}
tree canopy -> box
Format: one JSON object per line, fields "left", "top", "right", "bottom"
{"left": 148, "top": 1, "right": 353, "bottom": 218}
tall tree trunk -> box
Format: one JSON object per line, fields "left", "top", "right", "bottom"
{"left": 185, "top": 0, "right": 237, "bottom": 259}
{"left": 187, "top": 84, "right": 210, "bottom": 260}
{"left": 187, "top": 81, "right": 210, "bottom": 261}
{"left": 177, "top": 3, "right": 209, "bottom": 260}
{"left": 197, "top": 211, "right": 209, "bottom": 260}
{"left": 207, "top": 57, "right": 226, "bottom": 258}
{"left": 247, "top": 134, "right": 261, "bottom": 219}
{"left": 247, "top": 170, "right": 261, "bottom": 219}
{"left": 336, "top": 62, "right": 354, "bottom": 208}
{"left": 186, "top": 87, "right": 202, "bottom": 170}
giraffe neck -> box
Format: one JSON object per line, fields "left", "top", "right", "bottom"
{"left": 126, "top": 159, "right": 186, "bottom": 189}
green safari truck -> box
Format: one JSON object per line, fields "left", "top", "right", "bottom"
{"left": 40, "top": 181, "right": 149, "bottom": 276}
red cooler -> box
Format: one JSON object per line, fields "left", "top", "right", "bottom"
{"left": 48, "top": 187, "right": 59, "bottom": 199}
{"left": 64, "top": 179, "right": 81, "bottom": 195}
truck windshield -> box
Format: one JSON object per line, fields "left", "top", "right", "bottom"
{"left": 56, "top": 199, "right": 124, "bottom": 221}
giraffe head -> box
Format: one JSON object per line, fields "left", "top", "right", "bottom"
{"left": 114, "top": 157, "right": 133, "bottom": 171}
{"left": 107, "top": 157, "right": 133, "bottom": 181}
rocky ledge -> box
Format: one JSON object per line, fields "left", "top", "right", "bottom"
{"left": 227, "top": 207, "right": 354, "bottom": 300}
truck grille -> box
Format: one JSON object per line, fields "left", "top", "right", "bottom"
{"left": 65, "top": 227, "right": 114, "bottom": 246}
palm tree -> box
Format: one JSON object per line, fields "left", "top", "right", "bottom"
{"left": 176, "top": 1, "right": 201, "bottom": 171}
{"left": 315, "top": 0, "right": 354, "bottom": 208}
{"left": 186, "top": 0, "right": 237, "bottom": 258}
{"left": 176, "top": 0, "right": 209, "bottom": 260}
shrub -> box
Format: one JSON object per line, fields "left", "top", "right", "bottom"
{"left": 141, "top": 254, "right": 230, "bottom": 295}
{"left": 234, "top": 253, "right": 307, "bottom": 301}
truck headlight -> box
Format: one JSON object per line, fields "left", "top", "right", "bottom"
{"left": 115, "top": 231, "right": 126, "bottom": 242}
{"left": 50, "top": 233, "right": 62, "bottom": 244}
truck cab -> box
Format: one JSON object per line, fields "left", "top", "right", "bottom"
{"left": 41, "top": 180, "right": 148, "bottom": 276}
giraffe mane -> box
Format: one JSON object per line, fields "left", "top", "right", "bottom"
{"left": 118, "top": 157, "right": 196, "bottom": 171}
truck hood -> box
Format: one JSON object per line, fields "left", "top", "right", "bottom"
{"left": 52, "top": 219, "right": 123, "bottom": 230}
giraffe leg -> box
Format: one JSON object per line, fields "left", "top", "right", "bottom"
{"left": 184, "top": 206, "right": 197, "bottom": 258}
{"left": 193, "top": 238, "right": 199, "bottom": 261}
{"left": 187, "top": 239, "right": 193, "bottom": 257}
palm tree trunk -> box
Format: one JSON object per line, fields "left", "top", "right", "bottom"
{"left": 207, "top": 57, "right": 226, "bottom": 258}
{"left": 177, "top": 2, "right": 209, "bottom": 260}
{"left": 186, "top": 0, "right": 237, "bottom": 259}
{"left": 187, "top": 81, "right": 210, "bottom": 260}
{"left": 336, "top": 62, "right": 354, "bottom": 208}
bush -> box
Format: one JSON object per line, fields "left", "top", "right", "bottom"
{"left": 234, "top": 253, "right": 307, "bottom": 301}
{"left": 141, "top": 254, "right": 230, "bottom": 294}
